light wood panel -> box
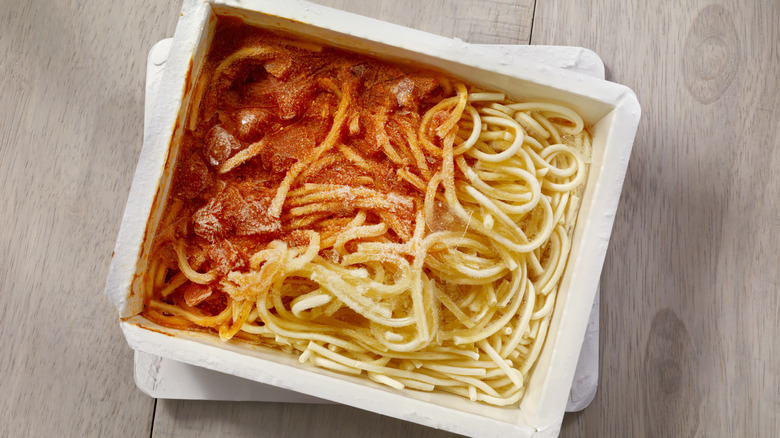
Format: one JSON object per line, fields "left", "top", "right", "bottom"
{"left": 0, "top": 1, "right": 179, "bottom": 436}
{"left": 310, "top": 0, "right": 535, "bottom": 44}
{"left": 2, "top": 0, "right": 778, "bottom": 437}
{"left": 532, "top": 0, "right": 780, "bottom": 436}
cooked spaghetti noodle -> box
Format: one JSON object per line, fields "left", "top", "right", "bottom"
{"left": 141, "top": 20, "right": 591, "bottom": 406}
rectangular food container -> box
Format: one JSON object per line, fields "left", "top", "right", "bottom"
{"left": 105, "top": 1, "right": 640, "bottom": 436}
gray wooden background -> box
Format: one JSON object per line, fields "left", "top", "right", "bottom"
{"left": 1, "top": 0, "right": 777, "bottom": 436}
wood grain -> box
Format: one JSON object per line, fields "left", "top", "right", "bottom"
{"left": 1, "top": 0, "right": 778, "bottom": 437}
{"left": 311, "top": 0, "right": 535, "bottom": 44}
{"left": 532, "top": 0, "right": 780, "bottom": 436}
{"left": 0, "top": 1, "right": 179, "bottom": 436}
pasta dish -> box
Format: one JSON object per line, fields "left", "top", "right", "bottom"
{"left": 141, "top": 19, "right": 591, "bottom": 406}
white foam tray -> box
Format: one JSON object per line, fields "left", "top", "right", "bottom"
{"left": 135, "top": 38, "right": 602, "bottom": 413}
{"left": 106, "top": 1, "right": 640, "bottom": 436}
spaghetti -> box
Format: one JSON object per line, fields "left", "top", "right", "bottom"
{"left": 141, "top": 20, "right": 591, "bottom": 406}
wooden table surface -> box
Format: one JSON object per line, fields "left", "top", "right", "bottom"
{"left": 1, "top": 0, "right": 778, "bottom": 436}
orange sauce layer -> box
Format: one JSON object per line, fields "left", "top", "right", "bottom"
{"left": 154, "top": 19, "right": 452, "bottom": 314}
